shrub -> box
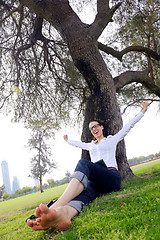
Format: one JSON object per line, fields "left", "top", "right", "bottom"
{"left": 2, "top": 193, "right": 10, "bottom": 199}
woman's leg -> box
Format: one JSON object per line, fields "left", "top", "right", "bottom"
{"left": 65, "top": 159, "right": 121, "bottom": 214}
{"left": 66, "top": 180, "right": 100, "bottom": 213}
{"left": 27, "top": 162, "right": 87, "bottom": 231}
{"left": 27, "top": 159, "right": 121, "bottom": 231}
{"left": 27, "top": 180, "right": 100, "bottom": 231}
{"left": 50, "top": 178, "right": 84, "bottom": 209}
{"left": 27, "top": 178, "right": 85, "bottom": 231}
{"left": 54, "top": 159, "right": 121, "bottom": 215}
{"left": 74, "top": 159, "right": 121, "bottom": 193}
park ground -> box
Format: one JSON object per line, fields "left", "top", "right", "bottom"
{"left": 0, "top": 158, "right": 160, "bottom": 240}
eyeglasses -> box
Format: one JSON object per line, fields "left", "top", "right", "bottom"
{"left": 89, "top": 123, "right": 100, "bottom": 131}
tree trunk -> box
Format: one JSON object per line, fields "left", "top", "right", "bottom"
{"left": 38, "top": 136, "right": 44, "bottom": 193}
{"left": 39, "top": 174, "right": 44, "bottom": 193}
{"left": 20, "top": 0, "right": 134, "bottom": 178}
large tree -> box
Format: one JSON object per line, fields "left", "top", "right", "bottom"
{"left": 28, "top": 124, "right": 56, "bottom": 192}
{"left": 1, "top": 0, "right": 160, "bottom": 178}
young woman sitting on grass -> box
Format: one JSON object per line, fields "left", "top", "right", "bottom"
{"left": 27, "top": 101, "right": 148, "bottom": 231}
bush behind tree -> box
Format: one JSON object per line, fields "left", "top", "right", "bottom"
{"left": 2, "top": 193, "right": 10, "bottom": 200}
{"left": 128, "top": 151, "right": 160, "bottom": 165}
{"left": 14, "top": 186, "right": 32, "bottom": 195}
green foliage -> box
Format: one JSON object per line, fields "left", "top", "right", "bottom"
{"left": 118, "top": 83, "right": 149, "bottom": 111}
{"left": 27, "top": 125, "right": 57, "bottom": 192}
{"left": 0, "top": 184, "right": 5, "bottom": 198}
{"left": 128, "top": 151, "right": 160, "bottom": 165}
{"left": 56, "top": 173, "right": 72, "bottom": 186}
{"left": 111, "top": 0, "right": 160, "bottom": 104}
{"left": 0, "top": 3, "right": 87, "bottom": 125}
{"left": 1, "top": 0, "right": 159, "bottom": 128}
{"left": 47, "top": 179, "right": 57, "bottom": 187}
{"left": 65, "top": 171, "right": 71, "bottom": 183}
{"left": 14, "top": 186, "right": 32, "bottom": 195}
{"left": 2, "top": 193, "right": 10, "bottom": 200}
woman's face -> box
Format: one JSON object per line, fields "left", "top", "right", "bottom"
{"left": 89, "top": 121, "right": 104, "bottom": 139}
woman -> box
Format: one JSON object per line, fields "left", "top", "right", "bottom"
{"left": 27, "top": 101, "right": 148, "bottom": 231}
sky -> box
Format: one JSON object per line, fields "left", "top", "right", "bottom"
{"left": 0, "top": 102, "right": 160, "bottom": 189}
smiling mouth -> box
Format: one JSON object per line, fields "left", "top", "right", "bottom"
{"left": 94, "top": 131, "right": 98, "bottom": 134}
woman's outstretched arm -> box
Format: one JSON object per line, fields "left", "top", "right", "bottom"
{"left": 113, "top": 101, "right": 148, "bottom": 143}
{"left": 63, "top": 134, "right": 91, "bottom": 150}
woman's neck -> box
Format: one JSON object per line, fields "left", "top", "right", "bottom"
{"left": 96, "top": 135, "right": 104, "bottom": 143}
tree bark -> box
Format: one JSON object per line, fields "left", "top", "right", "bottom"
{"left": 68, "top": 32, "right": 133, "bottom": 178}
{"left": 39, "top": 174, "right": 44, "bottom": 193}
{"left": 114, "top": 68, "right": 160, "bottom": 97}
{"left": 38, "top": 136, "right": 44, "bottom": 193}
{"left": 20, "top": 0, "right": 134, "bottom": 178}
{"left": 98, "top": 42, "right": 160, "bottom": 62}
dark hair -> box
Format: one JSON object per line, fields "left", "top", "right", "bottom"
{"left": 89, "top": 120, "right": 103, "bottom": 126}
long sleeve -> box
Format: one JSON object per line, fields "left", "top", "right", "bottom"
{"left": 113, "top": 111, "right": 144, "bottom": 143}
{"left": 67, "top": 139, "right": 91, "bottom": 151}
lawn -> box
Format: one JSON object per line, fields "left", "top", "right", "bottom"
{"left": 131, "top": 158, "right": 160, "bottom": 175}
{"left": 0, "top": 184, "right": 67, "bottom": 218}
{"left": 0, "top": 159, "right": 159, "bottom": 240}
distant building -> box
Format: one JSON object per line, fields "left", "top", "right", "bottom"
{"left": 34, "top": 178, "right": 39, "bottom": 187}
{"left": 12, "top": 176, "right": 20, "bottom": 194}
{"left": 1, "top": 160, "right": 11, "bottom": 194}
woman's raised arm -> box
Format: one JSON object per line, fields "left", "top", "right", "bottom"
{"left": 141, "top": 101, "right": 148, "bottom": 114}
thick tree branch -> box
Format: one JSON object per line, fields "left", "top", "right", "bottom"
{"left": 98, "top": 42, "right": 160, "bottom": 61}
{"left": 89, "top": 0, "right": 121, "bottom": 40}
{"left": 98, "top": 42, "right": 122, "bottom": 61}
{"left": 13, "top": 16, "right": 46, "bottom": 85}
{"left": 114, "top": 68, "right": 160, "bottom": 98}
{"left": 121, "top": 46, "right": 160, "bottom": 61}
{"left": 31, "top": 17, "right": 51, "bottom": 43}
{"left": 20, "top": 0, "right": 87, "bottom": 43}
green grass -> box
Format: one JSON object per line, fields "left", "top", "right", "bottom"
{"left": 0, "top": 160, "right": 160, "bottom": 240}
{"left": 131, "top": 158, "right": 160, "bottom": 176}
{"left": 0, "top": 184, "right": 67, "bottom": 218}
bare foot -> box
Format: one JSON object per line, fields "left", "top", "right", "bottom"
{"left": 27, "top": 218, "right": 50, "bottom": 231}
{"left": 35, "top": 203, "right": 72, "bottom": 231}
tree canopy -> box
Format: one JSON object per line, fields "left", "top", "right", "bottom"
{"left": 1, "top": 0, "right": 159, "bottom": 122}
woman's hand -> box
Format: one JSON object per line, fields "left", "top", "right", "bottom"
{"left": 141, "top": 101, "right": 148, "bottom": 114}
{"left": 63, "top": 134, "right": 68, "bottom": 142}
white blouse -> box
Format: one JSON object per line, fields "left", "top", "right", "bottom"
{"left": 67, "top": 112, "right": 144, "bottom": 170}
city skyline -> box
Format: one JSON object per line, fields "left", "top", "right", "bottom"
{"left": 1, "top": 160, "right": 20, "bottom": 194}
{"left": 12, "top": 176, "right": 20, "bottom": 194}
